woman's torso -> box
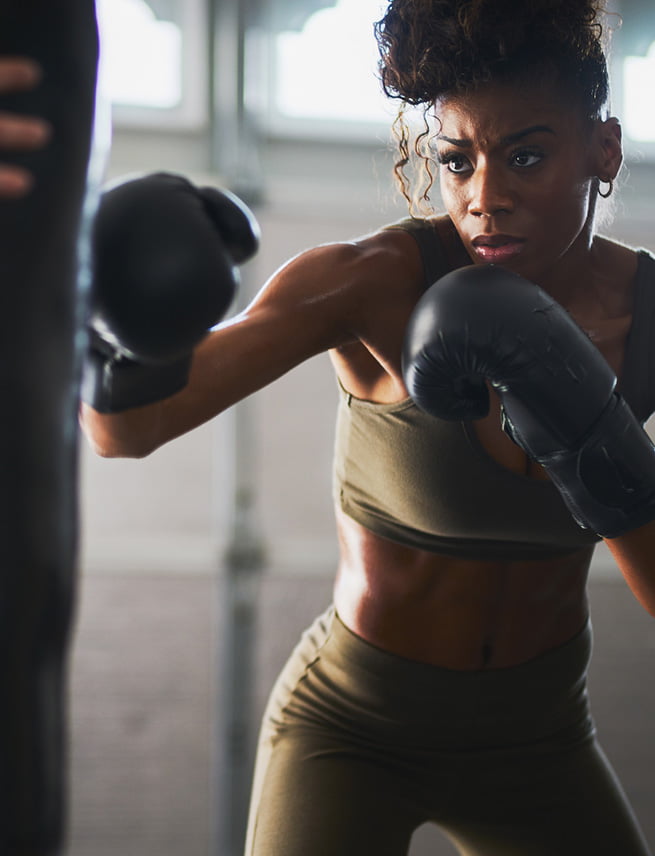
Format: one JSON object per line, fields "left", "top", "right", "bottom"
{"left": 329, "top": 216, "right": 648, "bottom": 670}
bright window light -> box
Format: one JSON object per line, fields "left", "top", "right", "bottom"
{"left": 96, "top": 0, "right": 182, "bottom": 109}
{"left": 623, "top": 42, "right": 655, "bottom": 143}
{"left": 274, "top": 0, "right": 394, "bottom": 125}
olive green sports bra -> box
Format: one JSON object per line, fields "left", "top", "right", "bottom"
{"left": 333, "top": 218, "right": 655, "bottom": 560}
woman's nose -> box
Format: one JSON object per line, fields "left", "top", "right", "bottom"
{"left": 468, "top": 165, "right": 514, "bottom": 217}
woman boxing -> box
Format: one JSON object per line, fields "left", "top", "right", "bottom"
{"left": 0, "top": 57, "right": 51, "bottom": 196}
{"left": 81, "top": 1, "right": 655, "bottom": 853}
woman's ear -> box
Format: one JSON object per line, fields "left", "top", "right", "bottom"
{"left": 593, "top": 116, "right": 623, "bottom": 181}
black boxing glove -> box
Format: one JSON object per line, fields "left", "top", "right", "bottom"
{"left": 402, "top": 264, "right": 655, "bottom": 538}
{"left": 81, "top": 171, "right": 260, "bottom": 412}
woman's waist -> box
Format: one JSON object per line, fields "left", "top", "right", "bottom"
{"left": 334, "top": 512, "right": 593, "bottom": 670}
{"left": 272, "top": 603, "right": 595, "bottom": 751}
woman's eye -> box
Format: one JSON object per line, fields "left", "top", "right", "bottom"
{"left": 511, "top": 150, "right": 543, "bottom": 168}
{"left": 438, "top": 153, "right": 472, "bottom": 174}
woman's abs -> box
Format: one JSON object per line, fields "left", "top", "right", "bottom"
{"left": 333, "top": 510, "right": 594, "bottom": 671}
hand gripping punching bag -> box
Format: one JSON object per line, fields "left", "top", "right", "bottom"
{"left": 0, "top": 2, "right": 99, "bottom": 853}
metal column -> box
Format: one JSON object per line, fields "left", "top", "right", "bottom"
{"left": 208, "top": 1, "right": 265, "bottom": 853}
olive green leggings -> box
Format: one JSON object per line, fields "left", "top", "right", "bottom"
{"left": 245, "top": 607, "right": 651, "bottom": 856}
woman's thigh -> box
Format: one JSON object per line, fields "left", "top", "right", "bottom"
{"left": 440, "top": 740, "right": 651, "bottom": 856}
{"left": 245, "top": 730, "right": 423, "bottom": 856}
{"left": 246, "top": 731, "right": 652, "bottom": 856}
{"left": 244, "top": 609, "right": 649, "bottom": 856}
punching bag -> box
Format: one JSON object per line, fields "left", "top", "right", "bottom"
{"left": 0, "top": 1, "right": 99, "bottom": 852}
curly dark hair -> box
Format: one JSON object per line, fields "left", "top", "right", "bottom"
{"left": 374, "top": 0, "right": 613, "bottom": 212}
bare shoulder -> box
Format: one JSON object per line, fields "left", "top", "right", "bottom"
{"left": 241, "top": 220, "right": 432, "bottom": 403}
{"left": 266, "top": 222, "right": 424, "bottom": 294}
{"left": 589, "top": 235, "right": 640, "bottom": 315}
{"left": 593, "top": 235, "right": 640, "bottom": 281}
{"left": 251, "top": 222, "right": 426, "bottom": 334}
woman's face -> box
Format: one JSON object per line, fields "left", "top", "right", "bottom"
{"left": 434, "top": 82, "right": 617, "bottom": 282}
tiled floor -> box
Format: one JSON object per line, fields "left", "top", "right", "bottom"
{"left": 67, "top": 571, "right": 655, "bottom": 856}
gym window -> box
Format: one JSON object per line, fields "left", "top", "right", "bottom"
{"left": 612, "top": 0, "right": 655, "bottom": 158}
{"left": 265, "top": 0, "right": 395, "bottom": 141}
{"left": 96, "top": 0, "right": 208, "bottom": 128}
{"left": 623, "top": 43, "right": 655, "bottom": 145}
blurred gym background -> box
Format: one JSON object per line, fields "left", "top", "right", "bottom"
{"left": 72, "top": 1, "right": 655, "bottom": 854}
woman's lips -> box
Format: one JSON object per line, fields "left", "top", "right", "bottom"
{"left": 471, "top": 237, "right": 525, "bottom": 263}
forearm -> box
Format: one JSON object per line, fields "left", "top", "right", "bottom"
{"left": 604, "top": 520, "right": 655, "bottom": 616}
{"left": 79, "top": 399, "right": 164, "bottom": 458}
{"left": 79, "top": 345, "right": 216, "bottom": 458}
{"left": 79, "top": 321, "right": 260, "bottom": 457}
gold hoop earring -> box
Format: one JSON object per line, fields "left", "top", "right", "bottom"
{"left": 598, "top": 178, "right": 614, "bottom": 199}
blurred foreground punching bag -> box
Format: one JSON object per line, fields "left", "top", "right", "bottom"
{"left": 0, "top": 2, "right": 99, "bottom": 853}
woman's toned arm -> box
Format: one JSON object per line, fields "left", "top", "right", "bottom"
{"left": 79, "top": 239, "right": 378, "bottom": 458}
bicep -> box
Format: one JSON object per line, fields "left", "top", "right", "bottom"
{"left": 170, "top": 306, "right": 343, "bottom": 429}
{"left": 154, "top": 249, "right": 362, "bottom": 445}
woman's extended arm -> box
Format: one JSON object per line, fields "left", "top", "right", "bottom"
{"left": 79, "top": 240, "right": 370, "bottom": 458}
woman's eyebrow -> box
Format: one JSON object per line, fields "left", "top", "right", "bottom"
{"left": 436, "top": 125, "right": 557, "bottom": 147}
